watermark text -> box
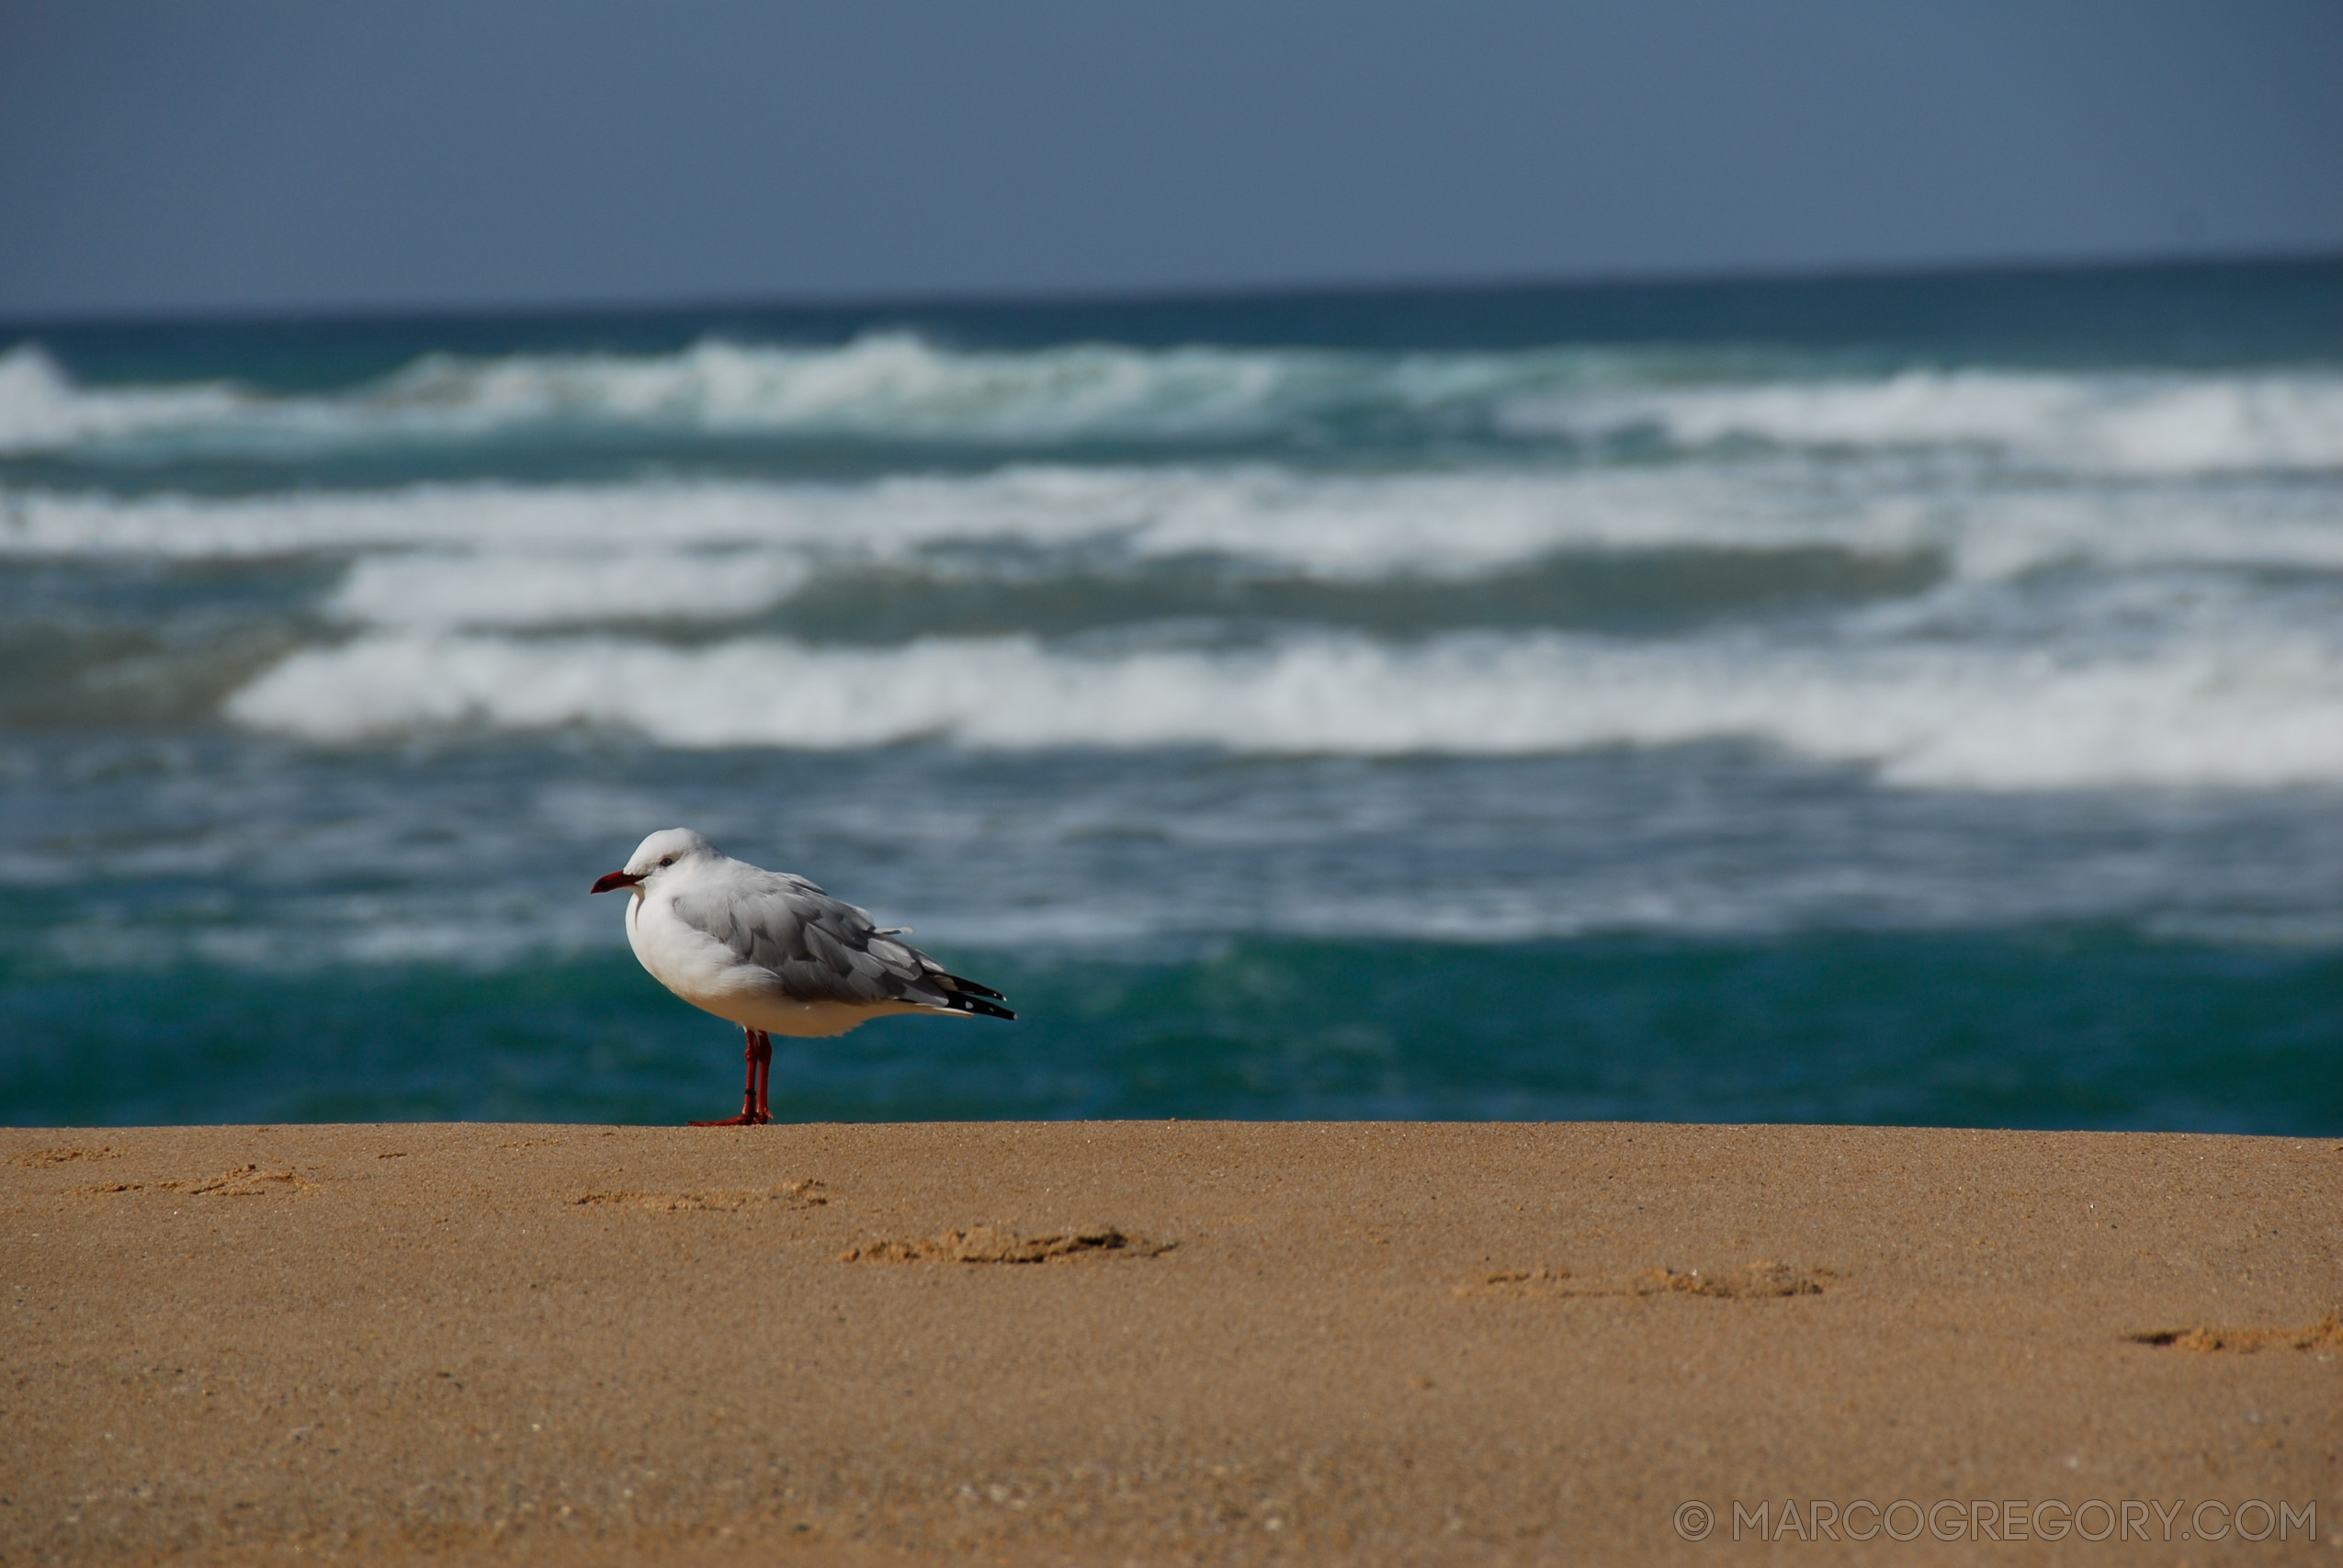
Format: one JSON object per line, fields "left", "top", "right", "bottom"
{"left": 1670, "top": 1497, "right": 2315, "bottom": 1544}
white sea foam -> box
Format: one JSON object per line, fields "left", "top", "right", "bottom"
{"left": 6, "top": 333, "right": 2340, "bottom": 474}
{"left": 1507, "top": 368, "right": 2343, "bottom": 474}
{"left": 222, "top": 626, "right": 2343, "bottom": 791}
{"left": 0, "top": 333, "right": 1549, "bottom": 455}
{"left": 8, "top": 465, "right": 2340, "bottom": 611}
{"left": 0, "top": 344, "right": 251, "bottom": 455}
{"left": 367, "top": 333, "right": 1356, "bottom": 439}
{"left": 6, "top": 468, "right": 1839, "bottom": 570}
{"left": 327, "top": 550, "right": 810, "bottom": 629}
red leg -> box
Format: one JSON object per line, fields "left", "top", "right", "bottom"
{"left": 752, "top": 1031, "right": 774, "bottom": 1123}
{"left": 688, "top": 1028, "right": 765, "bottom": 1127}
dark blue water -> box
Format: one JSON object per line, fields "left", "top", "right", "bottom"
{"left": 5, "top": 257, "right": 2340, "bottom": 1130}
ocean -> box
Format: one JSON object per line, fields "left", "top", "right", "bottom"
{"left": 5, "top": 257, "right": 2339, "bottom": 1132}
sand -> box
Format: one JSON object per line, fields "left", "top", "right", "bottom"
{"left": 3, "top": 1121, "right": 2337, "bottom": 1564}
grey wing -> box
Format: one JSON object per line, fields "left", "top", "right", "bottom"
{"left": 671, "top": 870, "right": 1015, "bottom": 1019}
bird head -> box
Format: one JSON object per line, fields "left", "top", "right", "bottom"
{"left": 590, "top": 828, "right": 717, "bottom": 896}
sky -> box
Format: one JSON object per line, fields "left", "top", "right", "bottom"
{"left": 2, "top": 1, "right": 2339, "bottom": 318}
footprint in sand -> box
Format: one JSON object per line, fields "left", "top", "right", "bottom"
{"left": 1460, "top": 1259, "right": 1833, "bottom": 1300}
{"left": 840, "top": 1224, "right": 1173, "bottom": 1264}
{"left": 2126, "top": 1314, "right": 2342, "bottom": 1353}
{"left": 573, "top": 1179, "right": 829, "bottom": 1213}
{"left": 13, "top": 1146, "right": 119, "bottom": 1168}
{"left": 74, "top": 1165, "right": 319, "bottom": 1197}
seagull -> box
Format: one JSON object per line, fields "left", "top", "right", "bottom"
{"left": 590, "top": 828, "right": 1013, "bottom": 1126}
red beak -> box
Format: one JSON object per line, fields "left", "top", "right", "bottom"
{"left": 590, "top": 870, "right": 644, "bottom": 895}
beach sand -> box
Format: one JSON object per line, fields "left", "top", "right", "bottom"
{"left": 4, "top": 1121, "right": 2337, "bottom": 1563}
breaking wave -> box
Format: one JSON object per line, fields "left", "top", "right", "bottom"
{"left": 0, "top": 344, "right": 250, "bottom": 454}
{"left": 8, "top": 468, "right": 2341, "bottom": 629}
{"left": 1508, "top": 368, "right": 2343, "bottom": 475}
{"left": 7, "top": 336, "right": 2343, "bottom": 473}
{"left": 222, "top": 627, "right": 2343, "bottom": 791}
{"left": 0, "top": 335, "right": 1543, "bottom": 456}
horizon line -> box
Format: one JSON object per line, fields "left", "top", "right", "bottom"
{"left": 6, "top": 244, "right": 2339, "bottom": 335}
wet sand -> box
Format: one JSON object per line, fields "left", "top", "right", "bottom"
{"left": 3, "top": 1121, "right": 2337, "bottom": 1563}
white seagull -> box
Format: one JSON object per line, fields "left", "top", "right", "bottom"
{"left": 591, "top": 828, "right": 1013, "bottom": 1126}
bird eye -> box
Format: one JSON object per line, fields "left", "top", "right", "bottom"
{"left": 660, "top": 855, "right": 675, "bottom": 866}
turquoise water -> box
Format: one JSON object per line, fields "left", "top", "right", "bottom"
{"left": 5, "top": 258, "right": 2341, "bottom": 1131}
{"left": 7, "top": 936, "right": 2337, "bottom": 1132}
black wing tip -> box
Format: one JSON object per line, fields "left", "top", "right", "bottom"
{"left": 945, "top": 992, "right": 1016, "bottom": 1021}
{"left": 942, "top": 972, "right": 1008, "bottom": 1003}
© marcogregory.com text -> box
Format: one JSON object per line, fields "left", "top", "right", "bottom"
{"left": 1670, "top": 1496, "right": 2316, "bottom": 1544}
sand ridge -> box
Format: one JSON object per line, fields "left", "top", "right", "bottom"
{"left": 2, "top": 1120, "right": 2337, "bottom": 1564}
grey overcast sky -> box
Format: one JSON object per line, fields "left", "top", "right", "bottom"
{"left": 2, "top": 2, "right": 2338, "bottom": 318}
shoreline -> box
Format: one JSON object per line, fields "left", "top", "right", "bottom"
{"left": 5, "top": 1120, "right": 2337, "bottom": 1562}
